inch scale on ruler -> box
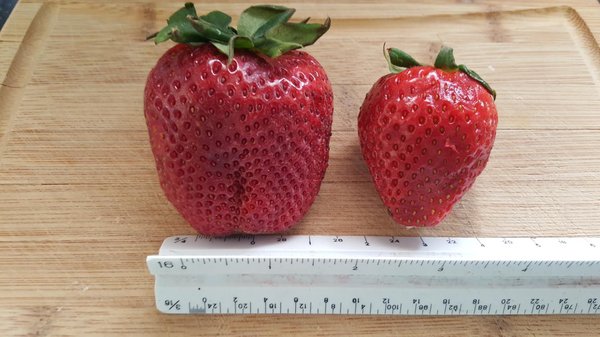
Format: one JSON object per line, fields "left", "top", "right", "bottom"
{"left": 146, "top": 235, "right": 600, "bottom": 315}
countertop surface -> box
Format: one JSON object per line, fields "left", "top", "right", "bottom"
{"left": 1, "top": 0, "right": 600, "bottom": 336}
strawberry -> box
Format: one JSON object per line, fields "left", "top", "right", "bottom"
{"left": 144, "top": 3, "right": 333, "bottom": 235}
{"left": 358, "top": 46, "right": 498, "bottom": 227}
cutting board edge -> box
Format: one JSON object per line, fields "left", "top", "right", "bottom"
{"left": 0, "top": 3, "right": 58, "bottom": 156}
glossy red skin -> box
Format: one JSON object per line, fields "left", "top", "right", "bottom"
{"left": 144, "top": 44, "right": 333, "bottom": 235}
{"left": 358, "top": 66, "right": 497, "bottom": 227}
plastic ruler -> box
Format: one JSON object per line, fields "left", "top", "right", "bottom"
{"left": 147, "top": 235, "right": 600, "bottom": 315}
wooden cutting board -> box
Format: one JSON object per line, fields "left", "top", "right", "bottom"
{"left": 1, "top": 0, "right": 599, "bottom": 336}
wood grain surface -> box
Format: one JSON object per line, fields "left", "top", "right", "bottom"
{"left": 1, "top": 0, "right": 600, "bottom": 336}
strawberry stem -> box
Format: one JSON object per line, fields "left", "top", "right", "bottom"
{"left": 148, "top": 3, "right": 330, "bottom": 60}
{"left": 385, "top": 45, "right": 496, "bottom": 100}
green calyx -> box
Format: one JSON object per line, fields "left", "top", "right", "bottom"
{"left": 147, "top": 3, "right": 331, "bottom": 61}
{"left": 385, "top": 45, "right": 496, "bottom": 100}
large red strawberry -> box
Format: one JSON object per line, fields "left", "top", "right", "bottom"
{"left": 358, "top": 46, "right": 498, "bottom": 227}
{"left": 144, "top": 3, "right": 333, "bottom": 235}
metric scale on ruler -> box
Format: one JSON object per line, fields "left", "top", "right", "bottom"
{"left": 146, "top": 235, "right": 600, "bottom": 315}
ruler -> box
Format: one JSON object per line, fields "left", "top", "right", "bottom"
{"left": 147, "top": 235, "right": 600, "bottom": 315}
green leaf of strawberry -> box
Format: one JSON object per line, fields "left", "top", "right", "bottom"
{"left": 202, "top": 10, "right": 232, "bottom": 29}
{"left": 385, "top": 46, "right": 496, "bottom": 100}
{"left": 237, "top": 5, "right": 295, "bottom": 39}
{"left": 148, "top": 3, "right": 330, "bottom": 60}
{"left": 149, "top": 3, "right": 201, "bottom": 44}
{"left": 433, "top": 45, "right": 459, "bottom": 70}
{"left": 434, "top": 46, "right": 496, "bottom": 100}
{"left": 386, "top": 47, "right": 421, "bottom": 73}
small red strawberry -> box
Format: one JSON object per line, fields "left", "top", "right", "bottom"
{"left": 144, "top": 3, "right": 333, "bottom": 235}
{"left": 358, "top": 46, "right": 498, "bottom": 227}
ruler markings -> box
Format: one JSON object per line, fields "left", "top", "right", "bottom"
{"left": 149, "top": 235, "right": 600, "bottom": 315}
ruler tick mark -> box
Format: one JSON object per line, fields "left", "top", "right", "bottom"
{"left": 475, "top": 237, "right": 485, "bottom": 247}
